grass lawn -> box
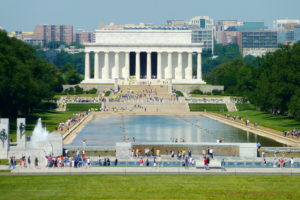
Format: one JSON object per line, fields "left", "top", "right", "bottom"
{"left": 189, "top": 104, "right": 228, "bottom": 112}
{"left": 0, "top": 175, "right": 299, "bottom": 200}
{"left": 225, "top": 109, "right": 300, "bottom": 131}
{"left": 0, "top": 159, "right": 8, "bottom": 165}
{"left": 66, "top": 103, "right": 100, "bottom": 112}
{"left": 236, "top": 103, "right": 257, "bottom": 111}
{"left": 9, "top": 103, "right": 101, "bottom": 141}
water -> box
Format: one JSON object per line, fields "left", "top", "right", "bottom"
{"left": 30, "top": 118, "right": 49, "bottom": 148}
{"left": 67, "top": 115, "right": 283, "bottom": 146}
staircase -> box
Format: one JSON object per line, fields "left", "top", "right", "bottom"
{"left": 104, "top": 85, "right": 189, "bottom": 113}
{"left": 226, "top": 102, "right": 238, "bottom": 112}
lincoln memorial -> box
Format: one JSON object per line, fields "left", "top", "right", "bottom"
{"left": 81, "top": 29, "right": 206, "bottom": 84}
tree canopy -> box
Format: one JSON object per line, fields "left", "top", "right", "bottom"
{"left": 0, "top": 31, "right": 63, "bottom": 117}
{"left": 205, "top": 42, "right": 300, "bottom": 120}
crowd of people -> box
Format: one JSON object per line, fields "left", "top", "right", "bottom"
{"left": 57, "top": 111, "right": 89, "bottom": 132}
{"left": 45, "top": 151, "right": 91, "bottom": 168}
{"left": 9, "top": 156, "right": 39, "bottom": 169}
{"left": 282, "top": 129, "right": 299, "bottom": 138}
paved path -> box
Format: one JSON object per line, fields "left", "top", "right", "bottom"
{"left": 6, "top": 166, "right": 300, "bottom": 175}
{"left": 199, "top": 112, "right": 300, "bottom": 147}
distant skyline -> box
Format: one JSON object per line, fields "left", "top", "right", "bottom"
{"left": 1, "top": 0, "right": 300, "bottom": 31}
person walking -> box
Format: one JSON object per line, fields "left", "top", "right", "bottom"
{"left": 114, "top": 158, "right": 118, "bottom": 166}
{"left": 34, "top": 157, "right": 38, "bottom": 168}
{"left": 27, "top": 156, "right": 31, "bottom": 168}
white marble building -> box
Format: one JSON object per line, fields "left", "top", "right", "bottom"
{"left": 82, "top": 29, "right": 206, "bottom": 84}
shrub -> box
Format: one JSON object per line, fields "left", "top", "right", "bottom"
{"left": 64, "top": 87, "right": 75, "bottom": 94}
{"left": 74, "top": 85, "right": 84, "bottom": 94}
{"left": 104, "top": 90, "right": 111, "bottom": 96}
{"left": 190, "top": 89, "right": 203, "bottom": 95}
{"left": 86, "top": 88, "right": 98, "bottom": 94}
{"left": 175, "top": 90, "right": 184, "bottom": 97}
{"left": 212, "top": 89, "right": 223, "bottom": 95}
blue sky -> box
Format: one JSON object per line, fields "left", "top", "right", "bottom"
{"left": 0, "top": 0, "right": 299, "bottom": 31}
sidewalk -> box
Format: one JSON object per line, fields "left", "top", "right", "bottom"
{"left": 199, "top": 112, "right": 300, "bottom": 147}
{"left": 8, "top": 166, "right": 300, "bottom": 175}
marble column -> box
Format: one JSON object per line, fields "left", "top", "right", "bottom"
{"left": 84, "top": 52, "right": 90, "bottom": 80}
{"left": 197, "top": 52, "right": 202, "bottom": 80}
{"left": 114, "top": 52, "right": 119, "bottom": 79}
{"left": 94, "top": 52, "right": 99, "bottom": 80}
{"left": 177, "top": 52, "right": 183, "bottom": 79}
{"left": 157, "top": 52, "right": 162, "bottom": 79}
{"left": 135, "top": 52, "right": 140, "bottom": 79}
{"left": 124, "top": 52, "right": 130, "bottom": 79}
{"left": 187, "top": 52, "right": 193, "bottom": 79}
{"left": 167, "top": 52, "right": 172, "bottom": 79}
{"left": 147, "top": 52, "right": 152, "bottom": 79}
{"left": 103, "top": 52, "right": 109, "bottom": 80}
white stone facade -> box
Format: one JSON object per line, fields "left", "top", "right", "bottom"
{"left": 82, "top": 30, "right": 206, "bottom": 84}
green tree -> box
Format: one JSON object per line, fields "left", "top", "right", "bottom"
{"left": 0, "top": 31, "right": 63, "bottom": 117}
{"left": 65, "top": 68, "right": 82, "bottom": 84}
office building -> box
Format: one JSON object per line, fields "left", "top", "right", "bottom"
{"left": 34, "top": 25, "right": 73, "bottom": 44}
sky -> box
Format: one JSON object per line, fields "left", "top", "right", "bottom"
{"left": 0, "top": 0, "right": 299, "bottom": 31}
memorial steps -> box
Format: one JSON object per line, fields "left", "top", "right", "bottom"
{"left": 104, "top": 84, "right": 189, "bottom": 113}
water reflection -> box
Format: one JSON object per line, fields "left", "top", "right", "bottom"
{"left": 67, "top": 115, "right": 283, "bottom": 147}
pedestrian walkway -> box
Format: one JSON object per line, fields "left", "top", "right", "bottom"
{"left": 9, "top": 166, "right": 300, "bottom": 175}
{"left": 200, "top": 112, "right": 300, "bottom": 147}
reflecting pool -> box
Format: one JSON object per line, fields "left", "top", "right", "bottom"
{"left": 67, "top": 115, "right": 283, "bottom": 146}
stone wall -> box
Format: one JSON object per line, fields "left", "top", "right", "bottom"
{"left": 173, "top": 84, "right": 224, "bottom": 93}
{"left": 63, "top": 84, "right": 114, "bottom": 92}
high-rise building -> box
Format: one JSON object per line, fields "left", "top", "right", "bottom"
{"left": 34, "top": 24, "right": 73, "bottom": 44}
{"left": 273, "top": 19, "right": 300, "bottom": 32}
{"left": 189, "top": 16, "right": 214, "bottom": 53}
{"left": 273, "top": 19, "right": 300, "bottom": 44}
{"left": 75, "top": 29, "right": 95, "bottom": 44}
{"left": 238, "top": 31, "right": 278, "bottom": 57}
{"left": 215, "top": 20, "right": 243, "bottom": 44}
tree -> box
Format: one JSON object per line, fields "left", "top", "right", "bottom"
{"left": 202, "top": 44, "right": 241, "bottom": 73}
{"left": 65, "top": 68, "right": 82, "bottom": 84}
{"left": 0, "top": 31, "right": 63, "bottom": 117}
{"left": 205, "top": 58, "right": 255, "bottom": 96}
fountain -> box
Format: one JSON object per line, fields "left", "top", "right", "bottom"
{"left": 30, "top": 118, "right": 49, "bottom": 148}
{"left": 0, "top": 117, "right": 63, "bottom": 165}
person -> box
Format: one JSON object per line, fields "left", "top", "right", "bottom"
{"left": 261, "top": 151, "right": 265, "bottom": 159}
{"left": 139, "top": 158, "right": 144, "bottom": 166}
{"left": 156, "top": 149, "right": 160, "bottom": 157}
{"left": 153, "top": 157, "right": 157, "bottom": 167}
{"left": 221, "top": 159, "right": 226, "bottom": 171}
{"left": 86, "top": 157, "right": 91, "bottom": 168}
{"left": 114, "top": 158, "right": 118, "bottom": 166}
{"left": 263, "top": 159, "right": 267, "bottom": 167}
{"left": 202, "top": 149, "right": 206, "bottom": 158}
{"left": 107, "top": 158, "right": 110, "bottom": 166}
{"left": 254, "top": 122, "right": 258, "bottom": 128}
{"left": 27, "top": 156, "right": 31, "bottom": 168}
{"left": 185, "top": 157, "right": 189, "bottom": 169}
{"left": 279, "top": 157, "right": 285, "bottom": 168}
{"left": 289, "top": 157, "right": 294, "bottom": 168}
{"left": 209, "top": 148, "right": 214, "bottom": 159}
{"left": 188, "top": 150, "right": 192, "bottom": 158}
{"left": 34, "top": 157, "right": 38, "bottom": 168}
{"left": 204, "top": 157, "right": 208, "bottom": 170}
{"left": 98, "top": 155, "right": 103, "bottom": 166}
{"left": 146, "top": 159, "right": 150, "bottom": 167}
